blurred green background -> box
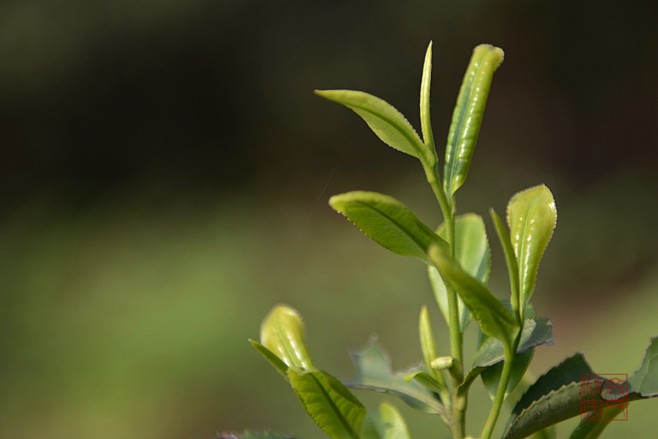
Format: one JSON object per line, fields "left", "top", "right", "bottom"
{"left": 1, "top": 0, "right": 657, "bottom": 438}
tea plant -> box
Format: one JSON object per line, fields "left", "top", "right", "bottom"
{"left": 233, "top": 43, "right": 658, "bottom": 439}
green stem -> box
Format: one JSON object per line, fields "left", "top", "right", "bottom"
{"left": 481, "top": 339, "right": 519, "bottom": 439}
{"left": 425, "top": 162, "right": 465, "bottom": 438}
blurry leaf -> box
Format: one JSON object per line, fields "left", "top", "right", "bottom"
{"left": 347, "top": 341, "right": 447, "bottom": 420}
{"left": 430, "top": 213, "right": 490, "bottom": 330}
{"left": 405, "top": 370, "right": 445, "bottom": 394}
{"left": 504, "top": 354, "right": 598, "bottom": 439}
{"left": 444, "top": 44, "right": 504, "bottom": 198}
{"left": 330, "top": 191, "right": 446, "bottom": 263}
{"left": 507, "top": 185, "right": 557, "bottom": 306}
{"left": 481, "top": 349, "right": 534, "bottom": 400}
{"left": 490, "top": 209, "right": 520, "bottom": 316}
{"left": 627, "top": 336, "right": 658, "bottom": 397}
{"left": 288, "top": 368, "right": 366, "bottom": 439}
{"left": 315, "top": 89, "right": 429, "bottom": 163}
{"left": 361, "top": 402, "right": 411, "bottom": 439}
{"left": 568, "top": 404, "right": 627, "bottom": 439}
{"left": 218, "top": 433, "right": 294, "bottom": 439}
{"left": 249, "top": 339, "right": 289, "bottom": 379}
{"left": 259, "top": 304, "right": 315, "bottom": 370}
{"left": 419, "top": 41, "right": 436, "bottom": 156}
{"left": 428, "top": 245, "right": 517, "bottom": 348}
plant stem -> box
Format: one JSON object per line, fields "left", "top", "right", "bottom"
{"left": 425, "top": 163, "right": 466, "bottom": 438}
{"left": 480, "top": 340, "right": 518, "bottom": 439}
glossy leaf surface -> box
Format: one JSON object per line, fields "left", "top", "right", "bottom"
{"left": 420, "top": 41, "right": 436, "bottom": 155}
{"left": 444, "top": 44, "right": 504, "bottom": 198}
{"left": 330, "top": 191, "right": 445, "bottom": 263}
{"left": 347, "top": 341, "right": 446, "bottom": 418}
{"left": 504, "top": 354, "right": 597, "bottom": 439}
{"left": 260, "top": 304, "right": 315, "bottom": 370}
{"left": 316, "top": 90, "right": 428, "bottom": 162}
{"left": 288, "top": 368, "right": 366, "bottom": 439}
{"left": 428, "top": 245, "right": 517, "bottom": 348}
{"left": 507, "top": 185, "right": 557, "bottom": 305}
{"left": 361, "top": 402, "right": 411, "bottom": 439}
{"left": 430, "top": 214, "right": 490, "bottom": 330}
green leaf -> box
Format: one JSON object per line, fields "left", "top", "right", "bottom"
{"left": 347, "top": 341, "right": 447, "bottom": 420}
{"left": 288, "top": 368, "right": 366, "bottom": 439}
{"left": 473, "top": 317, "right": 553, "bottom": 368}
{"left": 504, "top": 354, "right": 598, "bottom": 439}
{"left": 444, "top": 44, "right": 504, "bottom": 198}
{"left": 507, "top": 184, "right": 557, "bottom": 306}
{"left": 330, "top": 191, "right": 446, "bottom": 263}
{"left": 259, "top": 304, "right": 315, "bottom": 370}
{"left": 428, "top": 245, "right": 517, "bottom": 348}
{"left": 568, "top": 404, "right": 627, "bottom": 439}
{"left": 458, "top": 317, "right": 552, "bottom": 396}
{"left": 420, "top": 41, "right": 436, "bottom": 155}
{"left": 430, "top": 213, "right": 491, "bottom": 330}
{"left": 628, "top": 336, "right": 658, "bottom": 397}
{"left": 249, "top": 339, "right": 289, "bottom": 378}
{"left": 361, "top": 402, "right": 412, "bottom": 439}
{"left": 315, "top": 89, "right": 429, "bottom": 163}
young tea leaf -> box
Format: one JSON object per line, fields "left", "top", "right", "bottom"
{"left": 490, "top": 208, "right": 520, "bottom": 318}
{"left": 444, "top": 44, "right": 504, "bottom": 198}
{"left": 361, "top": 402, "right": 411, "bottom": 439}
{"left": 260, "top": 304, "right": 315, "bottom": 370}
{"left": 249, "top": 339, "right": 289, "bottom": 379}
{"left": 315, "top": 89, "right": 430, "bottom": 164}
{"left": 288, "top": 368, "right": 366, "bottom": 439}
{"left": 428, "top": 245, "right": 518, "bottom": 348}
{"left": 420, "top": 41, "right": 436, "bottom": 154}
{"left": 330, "top": 191, "right": 446, "bottom": 263}
{"left": 507, "top": 185, "right": 557, "bottom": 306}
{"left": 430, "top": 213, "right": 491, "bottom": 330}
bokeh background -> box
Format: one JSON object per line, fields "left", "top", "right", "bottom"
{"left": 1, "top": 0, "right": 657, "bottom": 438}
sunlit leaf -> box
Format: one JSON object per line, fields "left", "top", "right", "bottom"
{"left": 259, "top": 304, "right": 315, "bottom": 370}
{"left": 288, "top": 368, "right": 366, "bottom": 439}
{"left": 330, "top": 191, "right": 446, "bottom": 263}
{"left": 430, "top": 213, "right": 490, "bottom": 330}
{"left": 420, "top": 41, "right": 436, "bottom": 155}
{"left": 316, "top": 89, "right": 429, "bottom": 163}
{"left": 444, "top": 44, "right": 504, "bottom": 198}
{"left": 507, "top": 184, "right": 557, "bottom": 306}
{"left": 361, "top": 402, "right": 411, "bottom": 439}
{"left": 428, "top": 245, "right": 517, "bottom": 348}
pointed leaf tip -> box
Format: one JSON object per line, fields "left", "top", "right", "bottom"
{"left": 315, "top": 89, "right": 427, "bottom": 161}
{"left": 329, "top": 191, "right": 446, "bottom": 263}
{"left": 444, "top": 44, "right": 504, "bottom": 198}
